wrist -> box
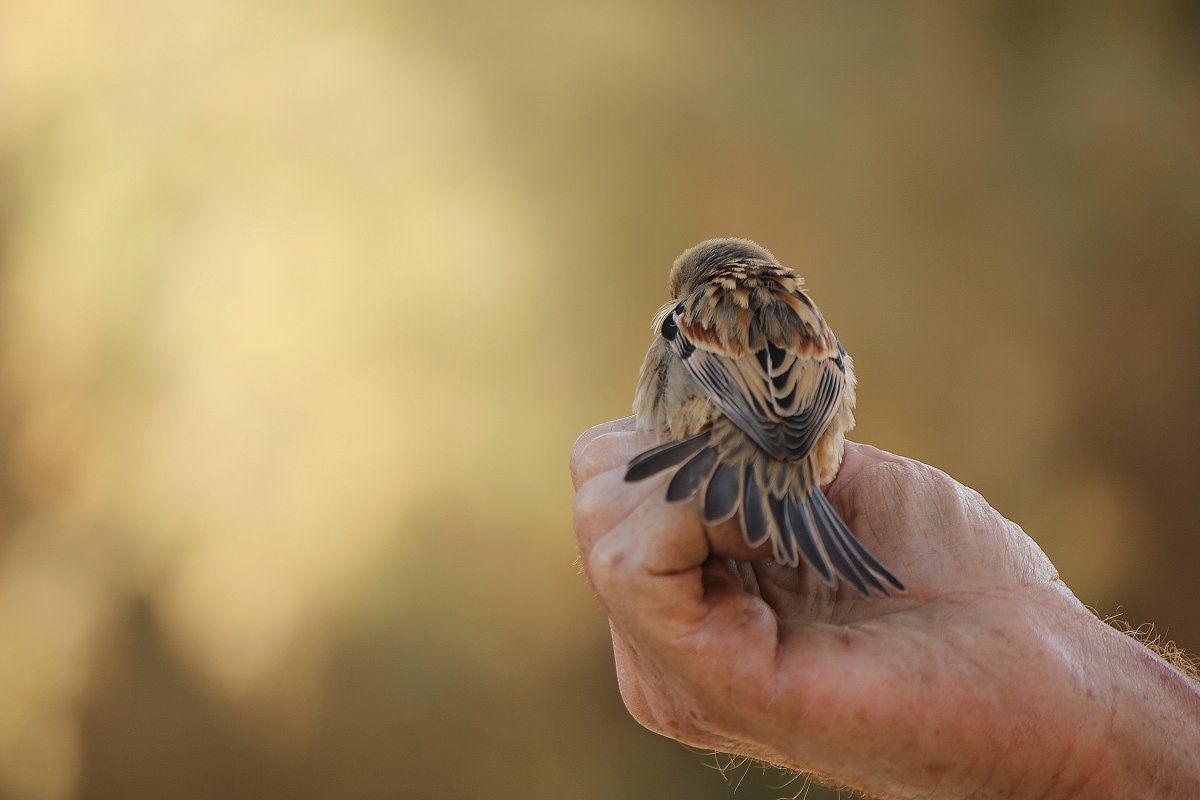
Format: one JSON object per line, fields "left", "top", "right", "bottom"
{"left": 956, "top": 590, "right": 1200, "bottom": 800}
{"left": 1074, "top": 613, "right": 1200, "bottom": 798}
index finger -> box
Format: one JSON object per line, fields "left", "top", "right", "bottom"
{"left": 570, "top": 417, "right": 649, "bottom": 489}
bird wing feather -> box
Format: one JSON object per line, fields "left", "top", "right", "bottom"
{"left": 670, "top": 303, "right": 845, "bottom": 462}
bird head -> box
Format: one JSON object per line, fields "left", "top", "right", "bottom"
{"left": 667, "top": 238, "right": 780, "bottom": 299}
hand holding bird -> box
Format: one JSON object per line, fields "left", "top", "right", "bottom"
{"left": 572, "top": 420, "right": 1200, "bottom": 798}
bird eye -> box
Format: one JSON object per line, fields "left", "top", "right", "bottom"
{"left": 660, "top": 306, "right": 680, "bottom": 341}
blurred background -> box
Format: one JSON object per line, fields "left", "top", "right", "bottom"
{"left": 1, "top": 1, "right": 1198, "bottom": 798}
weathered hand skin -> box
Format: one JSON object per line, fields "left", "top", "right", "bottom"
{"left": 572, "top": 417, "right": 1200, "bottom": 800}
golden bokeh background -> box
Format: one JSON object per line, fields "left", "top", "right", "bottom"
{"left": 1, "top": 2, "right": 1198, "bottom": 798}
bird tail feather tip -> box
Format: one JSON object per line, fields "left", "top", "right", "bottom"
{"left": 623, "top": 430, "right": 712, "bottom": 482}
{"left": 783, "top": 487, "right": 904, "bottom": 596}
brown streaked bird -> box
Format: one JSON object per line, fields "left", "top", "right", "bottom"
{"left": 625, "top": 238, "right": 904, "bottom": 597}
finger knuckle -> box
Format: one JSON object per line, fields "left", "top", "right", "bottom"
{"left": 570, "top": 424, "right": 606, "bottom": 471}
{"left": 572, "top": 429, "right": 633, "bottom": 483}
{"left": 572, "top": 477, "right": 610, "bottom": 530}
{"left": 586, "top": 534, "right": 632, "bottom": 592}
{"left": 875, "top": 459, "right": 956, "bottom": 499}
{"left": 920, "top": 464, "right": 960, "bottom": 496}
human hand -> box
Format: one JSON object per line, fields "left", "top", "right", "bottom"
{"left": 571, "top": 417, "right": 1200, "bottom": 799}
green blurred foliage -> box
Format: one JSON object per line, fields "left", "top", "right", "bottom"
{"left": 0, "top": 1, "right": 1198, "bottom": 798}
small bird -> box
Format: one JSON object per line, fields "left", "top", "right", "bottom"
{"left": 625, "top": 238, "right": 903, "bottom": 596}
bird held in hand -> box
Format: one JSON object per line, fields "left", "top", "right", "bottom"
{"left": 626, "top": 238, "right": 904, "bottom": 596}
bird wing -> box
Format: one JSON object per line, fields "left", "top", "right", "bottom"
{"left": 664, "top": 302, "right": 846, "bottom": 462}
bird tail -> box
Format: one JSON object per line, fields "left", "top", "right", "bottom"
{"left": 775, "top": 485, "right": 904, "bottom": 596}
{"left": 625, "top": 435, "right": 904, "bottom": 597}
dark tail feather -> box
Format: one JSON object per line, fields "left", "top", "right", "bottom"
{"left": 767, "top": 494, "right": 794, "bottom": 564}
{"left": 783, "top": 495, "right": 834, "bottom": 585}
{"left": 666, "top": 447, "right": 718, "bottom": 501}
{"left": 763, "top": 484, "right": 903, "bottom": 597}
{"left": 624, "top": 430, "right": 712, "bottom": 482}
{"left": 843, "top": 532, "right": 905, "bottom": 593}
{"left": 703, "top": 461, "right": 742, "bottom": 524}
{"left": 806, "top": 494, "right": 871, "bottom": 596}
{"left": 810, "top": 489, "right": 905, "bottom": 593}
{"left": 741, "top": 465, "right": 772, "bottom": 548}
{"left": 812, "top": 497, "right": 884, "bottom": 596}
